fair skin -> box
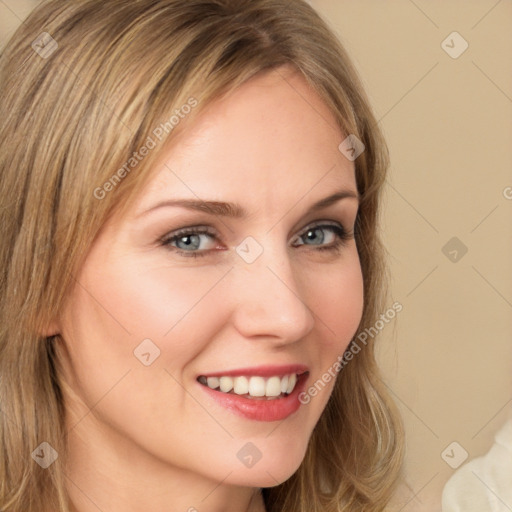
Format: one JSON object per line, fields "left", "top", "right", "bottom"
{"left": 53, "top": 66, "right": 364, "bottom": 512}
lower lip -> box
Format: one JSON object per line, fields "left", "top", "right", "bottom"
{"left": 198, "top": 373, "right": 309, "bottom": 422}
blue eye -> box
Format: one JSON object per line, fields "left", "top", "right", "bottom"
{"left": 161, "top": 227, "right": 217, "bottom": 257}
{"left": 160, "top": 222, "right": 353, "bottom": 259}
{"left": 293, "top": 223, "right": 351, "bottom": 250}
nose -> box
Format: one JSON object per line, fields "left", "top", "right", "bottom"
{"left": 229, "top": 245, "right": 315, "bottom": 345}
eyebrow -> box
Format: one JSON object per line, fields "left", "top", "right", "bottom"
{"left": 137, "top": 189, "right": 359, "bottom": 219}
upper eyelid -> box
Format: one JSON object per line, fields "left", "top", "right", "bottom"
{"left": 294, "top": 220, "right": 348, "bottom": 239}
{"left": 162, "top": 219, "right": 350, "bottom": 245}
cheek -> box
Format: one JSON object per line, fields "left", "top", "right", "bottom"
{"left": 74, "top": 251, "right": 229, "bottom": 349}
{"left": 289, "top": 248, "right": 363, "bottom": 411}
{"left": 56, "top": 242, "right": 365, "bottom": 486}
{"left": 58, "top": 256, "right": 236, "bottom": 425}
{"left": 310, "top": 247, "right": 364, "bottom": 351}
{"left": 97, "top": 265, "right": 223, "bottom": 339}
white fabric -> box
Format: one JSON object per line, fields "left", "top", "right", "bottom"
{"left": 442, "top": 417, "right": 512, "bottom": 512}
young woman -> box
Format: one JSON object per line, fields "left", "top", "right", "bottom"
{"left": 0, "top": 1, "right": 404, "bottom": 510}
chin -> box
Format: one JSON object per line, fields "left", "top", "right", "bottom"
{"left": 229, "top": 468, "right": 297, "bottom": 489}
{"left": 227, "top": 452, "right": 305, "bottom": 488}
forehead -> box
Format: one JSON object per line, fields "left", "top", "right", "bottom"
{"left": 133, "top": 67, "right": 356, "bottom": 214}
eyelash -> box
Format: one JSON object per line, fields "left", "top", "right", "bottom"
{"left": 160, "top": 221, "right": 354, "bottom": 259}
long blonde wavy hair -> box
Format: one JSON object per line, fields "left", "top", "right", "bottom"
{"left": 0, "top": 0, "right": 404, "bottom": 510}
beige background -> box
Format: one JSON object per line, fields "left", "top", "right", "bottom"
{"left": 2, "top": 1, "right": 511, "bottom": 510}
{"left": 309, "top": 1, "right": 512, "bottom": 510}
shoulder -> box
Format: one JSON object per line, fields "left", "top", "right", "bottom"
{"left": 441, "top": 417, "right": 512, "bottom": 512}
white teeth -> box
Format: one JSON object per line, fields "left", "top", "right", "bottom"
{"left": 219, "top": 376, "right": 233, "bottom": 393}
{"left": 280, "top": 374, "right": 289, "bottom": 393}
{"left": 265, "top": 376, "right": 282, "bottom": 397}
{"left": 248, "top": 376, "right": 266, "bottom": 397}
{"left": 200, "top": 373, "right": 301, "bottom": 398}
{"left": 286, "top": 373, "right": 297, "bottom": 394}
{"left": 207, "top": 376, "right": 220, "bottom": 389}
{"left": 233, "top": 376, "right": 249, "bottom": 395}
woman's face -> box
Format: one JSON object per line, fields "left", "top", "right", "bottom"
{"left": 56, "top": 66, "right": 364, "bottom": 490}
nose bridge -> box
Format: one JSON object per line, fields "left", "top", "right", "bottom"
{"left": 231, "top": 238, "right": 315, "bottom": 342}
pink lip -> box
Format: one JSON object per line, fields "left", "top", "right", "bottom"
{"left": 197, "top": 369, "right": 310, "bottom": 422}
{"left": 198, "top": 364, "right": 309, "bottom": 378}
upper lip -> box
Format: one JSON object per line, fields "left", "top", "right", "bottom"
{"left": 198, "top": 364, "right": 309, "bottom": 378}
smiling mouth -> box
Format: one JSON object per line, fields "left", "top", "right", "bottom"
{"left": 197, "top": 372, "right": 307, "bottom": 400}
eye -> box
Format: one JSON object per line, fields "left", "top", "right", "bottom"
{"left": 291, "top": 222, "right": 353, "bottom": 252}
{"left": 160, "top": 221, "right": 353, "bottom": 259}
{"left": 160, "top": 227, "right": 218, "bottom": 258}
